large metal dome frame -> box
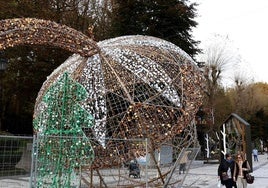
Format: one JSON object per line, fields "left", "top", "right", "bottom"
{"left": 0, "top": 18, "right": 204, "bottom": 187}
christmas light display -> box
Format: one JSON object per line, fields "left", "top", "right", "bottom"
{"left": 33, "top": 72, "right": 94, "bottom": 187}
{"left": 0, "top": 18, "right": 99, "bottom": 56}
{"left": 0, "top": 18, "right": 204, "bottom": 187}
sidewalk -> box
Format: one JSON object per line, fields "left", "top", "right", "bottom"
{"left": 1, "top": 154, "right": 267, "bottom": 187}
{"left": 183, "top": 153, "right": 268, "bottom": 188}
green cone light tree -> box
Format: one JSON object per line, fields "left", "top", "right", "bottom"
{"left": 33, "top": 72, "right": 94, "bottom": 187}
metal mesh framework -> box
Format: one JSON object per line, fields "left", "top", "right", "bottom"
{"left": 0, "top": 18, "right": 99, "bottom": 57}
{"left": 0, "top": 18, "right": 204, "bottom": 186}
{"left": 33, "top": 35, "right": 204, "bottom": 168}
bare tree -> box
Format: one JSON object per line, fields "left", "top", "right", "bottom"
{"left": 198, "top": 35, "right": 240, "bottom": 132}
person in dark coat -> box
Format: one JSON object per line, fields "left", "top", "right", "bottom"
{"left": 218, "top": 153, "right": 237, "bottom": 188}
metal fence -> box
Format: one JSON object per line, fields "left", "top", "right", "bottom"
{"left": 0, "top": 135, "right": 32, "bottom": 188}
{"left": 0, "top": 135, "right": 199, "bottom": 188}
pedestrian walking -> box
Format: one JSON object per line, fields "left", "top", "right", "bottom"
{"left": 233, "top": 153, "right": 251, "bottom": 188}
{"left": 264, "top": 147, "right": 268, "bottom": 159}
{"left": 252, "top": 148, "right": 258, "bottom": 162}
{"left": 218, "top": 153, "right": 236, "bottom": 188}
{"left": 179, "top": 150, "right": 191, "bottom": 174}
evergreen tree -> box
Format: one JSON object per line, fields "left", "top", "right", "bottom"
{"left": 110, "top": 0, "right": 200, "bottom": 57}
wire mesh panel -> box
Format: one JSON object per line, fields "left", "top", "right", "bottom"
{"left": 164, "top": 147, "right": 200, "bottom": 188}
{"left": 0, "top": 135, "right": 32, "bottom": 188}
{"left": 0, "top": 136, "right": 200, "bottom": 187}
{"left": 30, "top": 135, "right": 148, "bottom": 187}
{"left": 30, "top": 135, "right": 199, "bottom": 188}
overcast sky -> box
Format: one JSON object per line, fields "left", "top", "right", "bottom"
{"left": 192, "top": 0, "right": 268, "bottom": 86}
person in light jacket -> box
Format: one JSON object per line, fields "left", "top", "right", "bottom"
{"left": 179, "top": 150, "right": 191, "bottom": 174}
{"left": 252, "top": 148, "right": 258, "bottom": 162}
{"left": 233, "top": 152, "right": 251, "bottom": 188}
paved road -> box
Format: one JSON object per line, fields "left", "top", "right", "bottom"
{"left": 183, "top": 153, "right": 268, "bottom": 188}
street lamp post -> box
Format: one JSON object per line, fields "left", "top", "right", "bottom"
{"left": 0, "top": 55, "right": 8, "bottom": 131}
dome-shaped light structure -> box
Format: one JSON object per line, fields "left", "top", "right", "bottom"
{"left": 34, "top": 34, "right": 204, "bottom": 164}
{"left": 0, "top": 18, "right": 204, "bottom": 186}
